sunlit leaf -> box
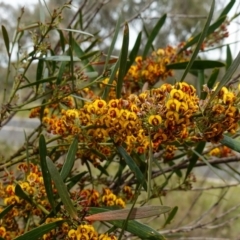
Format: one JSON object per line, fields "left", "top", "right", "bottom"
{"left": 86, "top": 205, "right": 171, "bottom": 221}
{"left": 57, "top": 28, "right": 94, "bottom": 37}
{"left": 87, "top": 207, "right": 168, "bottom": 240}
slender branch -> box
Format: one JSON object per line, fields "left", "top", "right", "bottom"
{"left": 152, "top": 156, "right": 240, "bottom": 178}
{"left": 164, "top": 182, "right": 240, "bottom": 191}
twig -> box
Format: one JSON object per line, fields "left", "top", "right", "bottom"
{"left": 164, "top": 182, "right": 240, "bottom": 191}
{"left": 142, "top": 14, "right": 207, "bottom": 19}
{"left": 152, "top": 156, "right": 240, "bottom": 178}
{"left": 226, "top": 73, "right": 240, "bottom": 87}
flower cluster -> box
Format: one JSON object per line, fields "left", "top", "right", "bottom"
{"left": 137, "top": 82, "right": 199, "bottom": 151}
{"left": 209, "top": 146, "right": 232, "bottom": 157}
{"left": 201, "top": 20, "right": 229, "bottom": 50}
{"left": 74, "top": 188, "right": 126, "bottom": 208}
{"left": 0, "top": 162, "right": 127, "bottom": 239}
{"left": 68, "top": 224, "right": 117, "bottom": 240}
{"left": 40, "top": 82, "right": 240, "bottom": 164}
{"left": 197, "top": 86, "right": 240, "bottom": 143}
{"left": 123, "top": 45, "right": 190, "bottom": 92}
{"left": 0, "top": 163, "right": 54, "bottom": 239}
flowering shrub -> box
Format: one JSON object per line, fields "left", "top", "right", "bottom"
{"left": 1, "top": 0, "right": 240, "bottom": 239}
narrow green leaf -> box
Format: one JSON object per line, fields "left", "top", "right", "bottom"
{"left": 18, "top": 76, "right": 56, "bottom": 89}
{"left": 15, "top": 184, "right": 32, "bottom": 203}
{"left": 116, "top": 23, "right": 129, "bottom": 99}
{"left": 2, "top": 25, "right": 10, "bottom": 56}
{"left": 39, "top": 135, "right": 55, "bottom": 211}
{"left": 103, "top": 16, "right": 121, "bottom": 73}
{"left": 180, "top": 0, "right": 215, "bottom": 82}
{"left": 163, "top": 206, "right": 178, "bottom": 227}
{"left": 60, "top": 137, "right": 78, "bottom": 181}
{"left": 57, "top": 28, "right": 94, "bottom": 37}
{"left": 207, "top": 68, "right": 220, "bottom": 89}
{"left": 206, "top": 50, "right": 240, "bottom": 106}
{"left": 148, "top": 131, "right": 153, "bottom": 199}
{"left": 68, "top": 30, "right": 74, "bottom": 82}
{"left": 38, "top": 0, "right": 45, "bottom": 23}
{"left": 126, "top": 31, "right": 142, "bottom": 73}
{"left": 87, "top": 207, "right": 167, "bottom": 240}
{"left": 185, "top": 142, "right": 206, "bottom": 180}
{"left": 66, "top": 171, "right": 88, "bottom": 190}
{"left": 78, "top": 10, "right": 83, "bottom": 29}
{"left": 79, "top": 50, "right": 99, "bottom": 61}
{"left": 102, "top": 60, "right": 120, "bottom": 100}
{"left": 113, "top": 159, "right": 126, "bottom": 180}
{"left": 191, "top": 149, "right": 226, "bottom": 182}
{"left": 143, "top": 14, "right": 167, "bottom": 58}
{"left": 39, "top": 99, "right": 46, "bottom": 123}
{"left": 14, "top": 220, "right": 66, "bottom": 240}
{"left": 219, "top": 0, "right": 235, "bottom": 18}
{"left": 72, "top": 38, "right": 94, "bottom": 72}
{"left": 0, "top": 204, "right": 14, "bottom": 219}
{"left": 86, "top": 205, "right": 171, "bottom": 221}
{"left": 36, "top": 59, "right": 44, "bottom": 90}
{"left": 96, "top": 164, "right": 109, "bottom": 176}
{"left": 167, "top": 60, "right": 225, "bottom": 70}
{"left": 85, "top": 38, "right": 99, "bottom": 53}
{"left": 180, "top": 15, "right": 226, "bottom": 51}
{"left": 198, "top": 70, "right": 205, "bottom": 99}
{"left": 56, "top": 61, "right": 67, "bottom": 85}
{"left": 57, "top": 29, "right": 66, "bottom": 52}
{"left": 43, "top": 56, "right": 81, "bottom": 61}
{"left": 220, "top": 135, "right": 240, "bottom": 153}
{"left": 226, "top": 45, "right": 232, "bottom": 70}
{"left": 117, "top": 146, "right": 147, "bottom": 191}
{"left": 46, "top": 157, "right": 79, "bottom": 219}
